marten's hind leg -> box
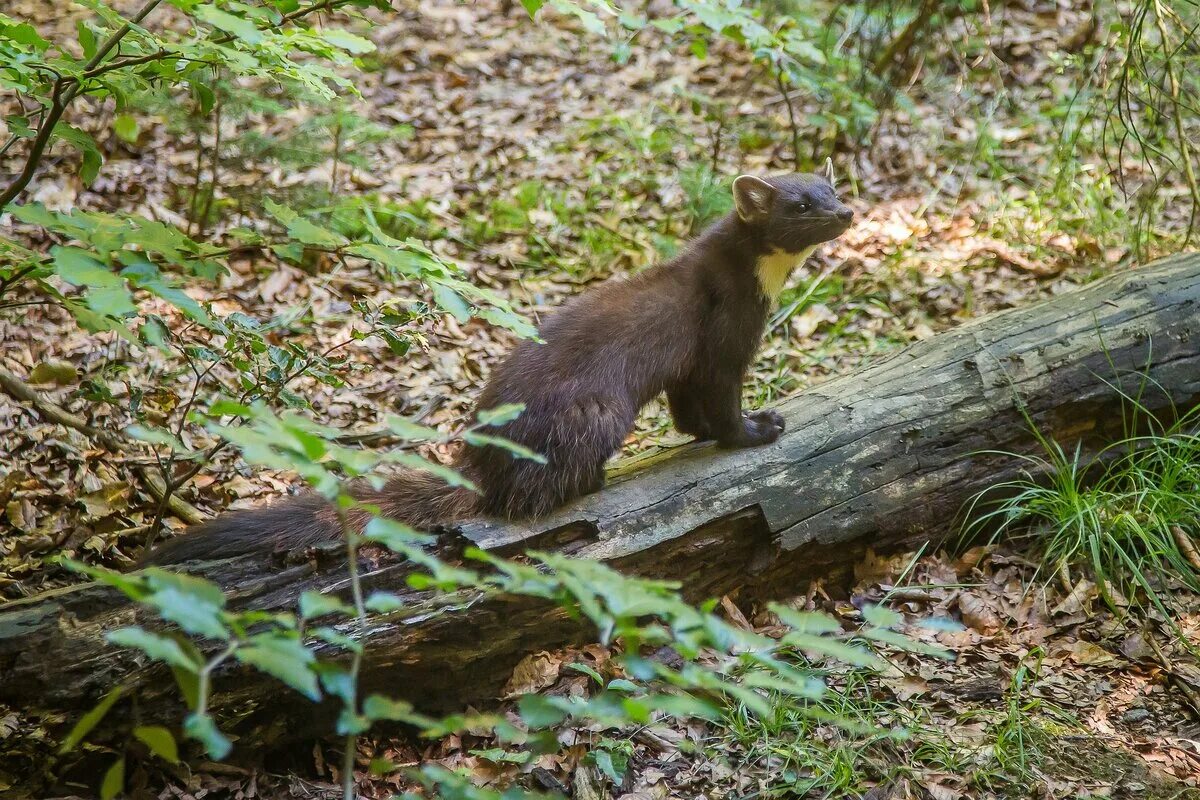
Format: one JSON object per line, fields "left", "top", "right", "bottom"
{"left": 479, "top": 397, "right": 632, "bottom": 519}
{"left": 544, "top": 397, "right": 629, "bottom": 506}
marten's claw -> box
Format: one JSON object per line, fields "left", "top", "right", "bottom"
{"left": 747, "top": 409, "right": 785, "bottom": 432}
{"left": 719, "top": 414, "right": 783, "bottom": 448}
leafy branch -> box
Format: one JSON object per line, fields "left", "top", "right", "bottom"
{"left": 0, "top": 0, "right": 369, "bottom": 211}
{"left": 0, "top": 0, "right": 163, "bottom": 210}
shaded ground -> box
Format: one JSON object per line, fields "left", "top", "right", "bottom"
{"left": 1, "top": 0, "right": 1199, "bottom": 796}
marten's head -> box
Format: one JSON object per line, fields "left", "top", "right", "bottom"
{"left": 729, "top": 166, "right": 853, "bottom": 299}
{"left": 730, "top": 169, "right": 853, "bottom": 253}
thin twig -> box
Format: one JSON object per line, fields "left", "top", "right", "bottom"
{"left": 196, "top": 97, "right": 222, "bottom": 238}
{"left": 0, "top": 265, "right": 40, "bottom": 300}
{"left": 872, "top": 0, "right": 940, "bottom": 80}
{"left": 334, "top": 504, "right": 367, "bottom": 800}
{"left": 1152, "top": 0, "right": 1199, "bottom": 245}
{"left": 774, "top": 67, "right": 802, "bottom": 172}
{"left": 0, "top": 0, "right": 164, "bottom": 210}
{"left": 1146, "top": 628, "right": 1200, "bottom": 720}
{"left": 0, "top": 0, "right": 353, "bottom": 210}
{"left": 0, "top": 365, "right": 205, "bottom": 524}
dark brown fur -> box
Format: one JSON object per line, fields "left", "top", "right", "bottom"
{"left": 143, "top": 173, "right": 852, "bottom": 565}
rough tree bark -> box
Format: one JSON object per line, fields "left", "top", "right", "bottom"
{"left": 3, "top": 252, "right": 1200, "bottom": 752}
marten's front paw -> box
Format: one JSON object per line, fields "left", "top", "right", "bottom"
{"left": 746, "top": 409, "right": 785, "bottom": 433}
{"left": 721, "top": 414, "right": 783, "bottom": 448}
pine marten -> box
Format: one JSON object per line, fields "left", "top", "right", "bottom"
{"left": 143, "top": 171, "right": 853, "bottom": 564}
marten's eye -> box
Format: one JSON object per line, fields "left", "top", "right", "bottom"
{"left": 796, "top": 202, "right": 810, "bottom": 213}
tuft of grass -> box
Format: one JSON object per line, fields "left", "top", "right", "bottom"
{"left": 963, "top": 388, "right": 1200, "bottom": 615}
{"left": 713, "top": 664, "right": 980, "bottom": 799}
{"left": 963, "top": 648, "right": 1078, "bottom": 793}
{"left": 678, "top": 163, "right": 732, "bottom": 235}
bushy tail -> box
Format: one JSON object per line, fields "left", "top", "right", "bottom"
{"left": 141, "top": 470, "right": 478, "bottom": 566}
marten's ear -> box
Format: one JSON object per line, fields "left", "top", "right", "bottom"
{"left": 824, "top": 157, "right": 835, "bottom": 186}
{"left": 732, "top": 175, "right": 777, "bottom": 224}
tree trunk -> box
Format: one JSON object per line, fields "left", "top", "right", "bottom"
{"left": 4, "top": 252, "right": 1200, "bottom": 754}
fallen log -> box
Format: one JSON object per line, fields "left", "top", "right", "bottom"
{"left": 3, "top": 252, "right": 1200, "bottom": 752}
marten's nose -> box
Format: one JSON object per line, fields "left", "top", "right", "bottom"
{"left": 837, "top": 207, "right": 853, "bottom": 223}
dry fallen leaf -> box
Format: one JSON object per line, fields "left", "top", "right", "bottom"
{"left": 502, "top": 651, "right": 563, "bottom": 698}
{"left": 719, "top": 595, "right": 753, "bottom": 631}
{"left": 958, "top": 592, "right": 1003, "bottom": 635}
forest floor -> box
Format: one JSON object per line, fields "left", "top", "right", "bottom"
{"left": 2, "top": 0, "right": 1200, "bottom": 797}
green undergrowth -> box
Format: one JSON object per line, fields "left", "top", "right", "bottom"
{"left": 707, "top": 636, "right": 1121, "bottom": 797}
{"left": 965, "top": 385, "right": 1200, "bottom": 617}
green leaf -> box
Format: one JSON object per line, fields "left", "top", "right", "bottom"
{"left": 322, "top": 28, "right": 375, "bottom": 54}
{"left": 369, "top": 757, "right": 397, "bottom": 776}
{"left": 431, "top": 282, "right": 471, "bottom": 322}
{"left": 52, "top": 123, "right": 103, "bottom": 185}
{"left": 549, "top": 0, "right": 609, "bottom": 36}
{"left": 143, "top": 568, "right": 227, "bottom": 607}
{"left": 125, "top": 424, "right": 189, "bottom": 453}
{"left": 287, "top": 216, "right": 346, "bottom": 247}
{"left": 76, "top": 19, "right": 97, "bottom": 58}
{"left": 516, "top": 694, "right": 567, "bottom": 728}
{"left": 208, "top": 398, "right": 252, "bottom": 417}
{"left": 2, "top": 20, "right": 50, "bottom": 50}
{"left": 107, "top": 627, "right": 202, "bottom": 672}
{"left": 362, "top": 517, "right": 434, "bottom": 552}
{"left": 60, "top": 558, "right": 150, "bottom": 601}
{"left": 299, "top": 591, "right": 353, "bottom": 620}
{"left": 113, "top": 114, "right": 139, "bottom": 143}
{"left": 134, "top": 725, "right": 179, "bottom": 764}
{"left": 100, "top": 756, "right": 125, "bottom": 800}
{"left": 29, "top": 360, "right": 77, "bottom": 386}
{"left": 193, "top": 81, "right": 216, "bottom": 115}
{"left": 58, "top": 686, "right": 124, "bottom": 754}
{"left": 310, "top": 625, "right": 362, "bottom": 653}
{"left": 338, "top": 707, "right": 370, "bottom": 736}
{"left": 474, "top": 305, "right": 538, "bottom": 339}
{"left": 770, "top": 604, "right": 842, "bottom": 635}
{"left": 362, "top": 694, "right": 420, "bottom": 723}
{"left": 8, "top": 202, "right": 59, "bottom": 228}
{"left": 380, "top": 329, "right": 410, "bottom": 356}
{"left": 384, "top": 414, "right": 441, "bottom": 441}
{"left": 463, "top": 431, "right": 546, "bottom": 463}
{"left": 475, "top": 403, "right": 525, "bottom": 426}
{"left": 146, "top": 586, "right": 229, "bottom": 640}
{"left": 52, "top": 246, "right": 121, "bottom": 288}
{"left": 386, "top": 450, "right": 475, "bottom": 494}
{"left": 472, "top": 748, "right": 531, "bottom": 765}
{"left": 915, "top": 615, "right": 965, "bottom": 632}
{"left": 364, "top": 591, "right": 405, "bottom": 613}
{"left": 566, "top": 662, "right": 604, "bottom": 685}
{"left": 863, "top": 628, "right": 955, "bottom": 660}
{"left": 173, "top": 665, "right": 202, "bottom": 710}
{"left": 64, "top": 299, "right": 139, "bottom": 340}
{"left": 262, "top": 197, "right": 297, "bottom": 224}
{"left": 519, "top": 0, "right": 544, "bottom": 16}
{"left": 184, "top": 712, "right": 231, "bottom": 759}
{"left": 779, "top": 632, "right": 882, "bottom": 668}
{"left": 591, "top": 749, "right": 623, "bottom": 783}
{"left": 85, "top": 285, "right": 139, "bottom": 318}
{"left": 862, "top": 604, "right": 903, "bottom": 628}
{"left": 236, "top": 634, "right": 320, "bottom": 700}
{"left": 194, "top": 3, "right": 263, "bottom": 43}
{"left": 124, "top": 267, "right": 215, "bottom": 328}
